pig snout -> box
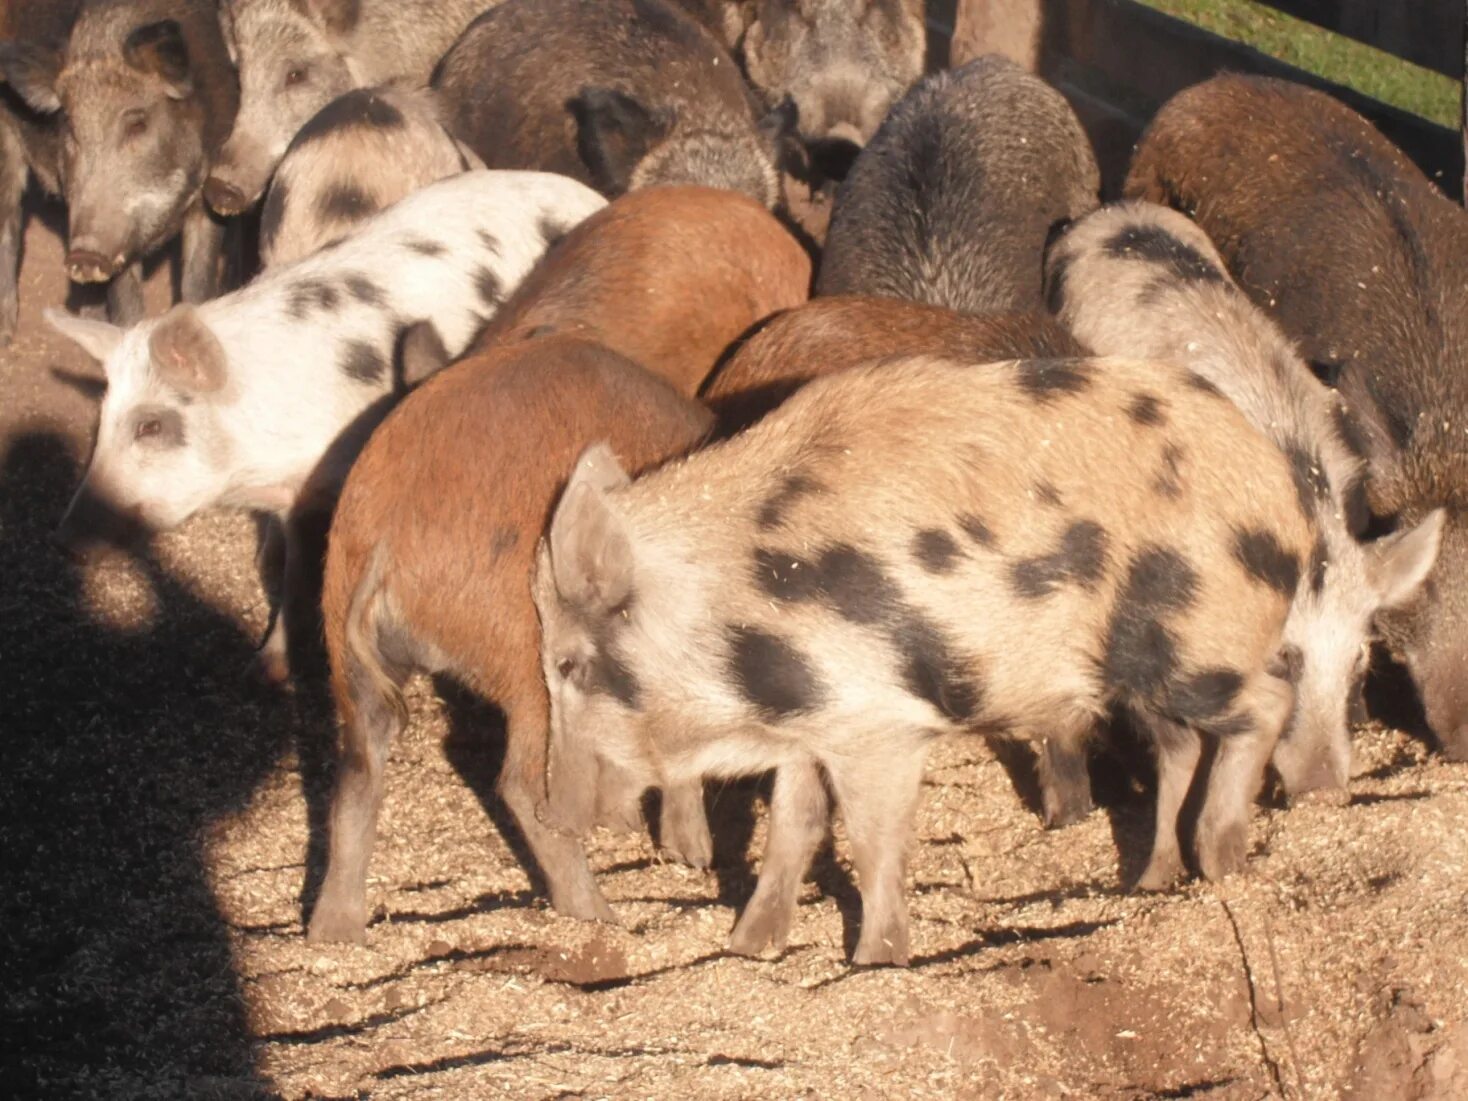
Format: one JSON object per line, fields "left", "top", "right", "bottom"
{"left": 1288, "top": 769, "right": 1352, "bottom": 808}
{"left": 807, "top": 132, "right": 862, "bottom": 182}
{"left": 55, "top": 482, "right": 148, "bottom": 560}
{"left": 540, "top": 729, "right": 601, "bottom": 837}
{"left": 64, "top": 244, "right": 125, "bottom": 285}
{"left": 203, "top": 176, "right": 250, "bottom": 217}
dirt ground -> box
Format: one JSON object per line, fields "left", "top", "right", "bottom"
{"left": 4, "top": 203, "right": 1468, "bottom": 1101}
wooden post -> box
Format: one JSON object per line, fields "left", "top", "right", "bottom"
{"left": 1462, "top": 0, "right": 1467, "bottom": 202}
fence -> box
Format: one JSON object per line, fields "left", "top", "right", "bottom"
{"left": 929, "top": 0, "right": 1468, "bottom": 200}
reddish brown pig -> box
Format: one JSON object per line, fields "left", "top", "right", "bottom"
{"left": 476, "top": 185, "right": 811, "bottom": 396}
{"left": 704, "top": 296, "right": 1084, "bottom": 432}
{"left": 308, "top": 335, "right": 713, "bottom": 943}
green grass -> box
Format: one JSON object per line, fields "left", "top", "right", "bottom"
{"left": 1137, "top": 0, "right": 1461, "bottom": 126}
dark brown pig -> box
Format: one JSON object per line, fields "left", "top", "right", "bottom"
{"left": 1125, "top": 74, "right": 1468, "bottom": 759}
{"left": 476, "top": 185, "right": 811, "bottom": 396}
{"left": 434, "top": 0, "right": 793, "bottom": 207}
{"left": 308, "top": 335, "right": 714, "bottom": 943}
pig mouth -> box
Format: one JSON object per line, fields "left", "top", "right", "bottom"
{"left": 55, "top": 483, "right": 154, "bottom": 562}
{"left": 64, "top": 249, "right": 129, "bottom": 285}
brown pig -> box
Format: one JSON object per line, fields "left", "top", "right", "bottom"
{"left": 476, "top": 185, "right": 811, "bottom": 396}
{"left": 308, "top": 335, "right": 714, "bottom": 943}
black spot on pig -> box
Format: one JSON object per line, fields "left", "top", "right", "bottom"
{"left": 1101, "top": 546, "right": 1199, "bottom": 698}
{"left": 895, "top": 615, "right": 983, "bottom": 723}
{"left": 727, "top": 625, "right": 823, "bottom": 718}
{"left": 1009, "top": 520, "right": 1109, "bottom": 598}
{"left": 1034, "top": 481, "right": 1064, "bottom": 508}
{"left": 340, "top": 340, "right": 387, "bottom": 385}
{"left": 1015, "top": 359, "right": 1092, "bottom": 402}
{"left": 589, "top": 617, "right": 642, "bottom": 708}
{"left": 1307, "top": 538, "right": 1329, "bottom": 595}
{"left": 752, "top": 548, "right": 822, "bottom": 603}
{"left": 294, "top": 87, "right": 406, "bottom": 148}
{"left": 317, "top": 182, "right": 375, "bottom": 223}
{"left": 1184, "top": 371, "right": 1224, "bottom": 399}
{"left": 914, "top": 529, "right": 961, "bottom": 574}
{"left": 1285, "top": 442, "right": 1330, "bottom": 519}
{"left": 959, "top": 514, "right": 995, "bottom": 547}
{"left": 1127, "top": 393, "right": 1167, "bottom": 427}
{"left": 1152, "top": 442, "right": 1185, "bottom": 499}
{"left": 342, "top": 273, "right": 384, "bottom": 307}
{"left": 1232, "top": 528, "right": 1301, "bottom": 596}
{"left": 406, "top": 237, "right": 445, "bottom": 257}
{"left": 1169, "top": 668, "right": 1244, "bottom": 724}
{"left": 260, "top": 178, "right": 287, "bottom": 254}
{"left": 287, "top": 277, "right": 341, "bottom": 319}
{"left": 757, "top": 473, "right": 822, "bottom": 529}
{"left": 1104, "top": 223, "right": 1224, "bottom": 284}
{"left": 475, "top": 267, "right": 504, "bottom": 308}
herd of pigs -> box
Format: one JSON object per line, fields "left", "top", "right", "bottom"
{"left": 2, "top": 0, "right": 1465, "bottom": 971}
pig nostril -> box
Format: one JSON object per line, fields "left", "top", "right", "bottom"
{"left": 64, "top": 249, "right": 114, "bottom": 284}
{"left": 204, "top": 177, "right": 249, "bottom": 215}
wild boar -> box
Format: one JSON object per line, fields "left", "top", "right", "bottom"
{"left": 1125, "top": 74, "right": 1468, "bottom": 760}
{"left": 204, "top": 0, "right": 495, "bottom": 214}
{"left": 0, "top": 0, "right": 79, "bottom": 344}
{"left": 1048, "top": 200, "right": 1443, "bottom": 800}
{"left": 742, "top": 1, "right": 924, "bottom": 159}
{"left": 0, "top": 0, "right": 239, "bottom": 324}
{"left": 309, "top": 335, "right": 713, "bottom": 943}
{"left": 45, "top": 170, "right": 604, "bottom": 681}
{"left": 818, "top": 55, "right": 1099, "bottom": 314}
{"left": 703, "top": 295, "right": 1083, "bottom": 431}
{"left": 433, "top": 0, "right": 793, "bottom": 208}
{"left": 258, "top": 85, "right": 479, "bottom": 268}
{"left": 476, "top": 185, "right": 811, "bottom": 395}
{"left": 535, "top": 354, "right": 1312, "bottom": 963}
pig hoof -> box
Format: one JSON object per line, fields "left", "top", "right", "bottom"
{"left": 550, "top": 884, "right": 619, "bottom": 925}
{"left": 661, "top": 818, "right": 713, "bottom": 870}
{"left": 852, "top": 934, "right": 909, "bottom": 968}
{"left": 1196, "top": 821, "right": 1249, "bottom": 882}
{"left": 728, "top": 897, "right": 793, "bottom": 957}
{"left": 306, "top": 905, "right": 367, "bottom": 944}
{"left": 594, "top": 801, "right": 644, "bottom": 835}
{"left": 1135, "top": 851, "right": 1185, "bottom": 892}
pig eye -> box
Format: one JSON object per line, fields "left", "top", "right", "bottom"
{"left": 556, "top": 658, "right": 576, "bottom": 680}
{"left": 134, "top": 417, "right": 163, "bottom": 441}
{"left": 122, "top": 111, "right": 148, "bottom": 139}
{"left": 284, "top": 66, "right": 309, "bottom": 88}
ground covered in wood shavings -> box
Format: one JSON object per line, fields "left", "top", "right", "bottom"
{"left": 3, "top": 209, "right": 1468, "bottom": 1101}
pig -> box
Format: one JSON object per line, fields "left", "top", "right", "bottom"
{"left": 45, "top": 169, "right": 605, "bottom": 682}
{"left": 1047, "top": 201, "right": 1443, "bottom": 801}
{"left": 704, "top": 296, "right": 1084, "bottom": 432}
{"left": 536, "top": 353, "right": 1313, "bottom": 963}
{"left": 308, "top": 335, "right": 714, "bottom": 943}
{"left": 0, "top": 0, "right": 79, "bottom": 345}
{"left": 817, "top": 55, "right": 1100, "bottom": 314}
{"left": 741, "top": 1, "right": 924, "bottom": 162}
{"left": 258, "top": 85, "right": 480, "bottom": 268}
{"left": 204, "top": 0, "right": 495, "bottom": 214}
{"left": 0, "top": 0, "right": 238, "bottom": 325}
{"left": 1125, "top": 74, "right": 1468, "bottom": 760}
{"left": 475, "top": 185, "right": 811, "bottom": 395}
{"left": 433, "top": 0, "right": 794, "bottom": 208}
{"left": 668, "top": 0, "right": 754, "bottom": 49}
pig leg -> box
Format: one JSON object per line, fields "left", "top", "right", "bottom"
{"left": 824, "top": 743, "right": 929, "bottom": 966}
{"left": 1038, "top": 735, "right": 1094, "bottom": 828}
{"left": 659, "top": 780, "right": 713, "bottom": 869}
{"left": 728, "top": 758, "right": 829, "bottom": 957}
{"left": 255, "top": 513, "right": 291, "bottom": 685}
{"left": 106, "top": 262, "right": 145, "bottom": 327}
{"left": 499, "top": 689, "right": 617, "bottom": 924}
{"left": 0, "top": 123, "right": 24, "bottom": 346}
{"left": 179, "top": 199, "right": 225, "bottom": 303}
{"left": 1136, "top": 715, "right": 1201, "bottom": 891}
{"left": 1194, "top": 672, "right": 1293, "bottom": 882}
{"left": 308, "top": 656, "right": 407, "bottom": 943}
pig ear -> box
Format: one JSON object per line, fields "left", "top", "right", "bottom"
{"left": 571, "top": 86, "right": 674, "bottom": 195}
{"left": 148, "top": 305, "right": 228, "bottom": 393}
{"left": 123, "top": 20, "right": 194, "bottom": 100}
{"left": 550, "top": 443, "right": 635, "bottom": 612}
{"left": 1368, "top": 508, "right": 1444, "bottom": 610}
{"left": 395, "top": 320, "right": 452, "bottom": 387}
{"left": 296, "top": 0, "right": 364, "bottom": 36}
{"left": 0, "top": 41, "right": 64, "bottom": 114}
{"left": 43, "top": 308, "right": 124, "bottom": 366}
